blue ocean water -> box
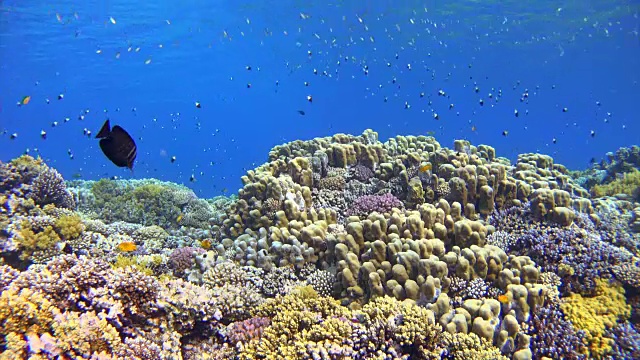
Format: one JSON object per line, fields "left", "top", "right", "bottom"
{"left": 1, "top": 0, "right": 639, "bottom": 197}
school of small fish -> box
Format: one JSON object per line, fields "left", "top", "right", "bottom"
{"left": 3, "top": 4, "right": 637, "bottom": 193}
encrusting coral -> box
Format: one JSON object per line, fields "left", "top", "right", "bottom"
{"left": 560, "top": 279, "right": 631, "bottom": 358}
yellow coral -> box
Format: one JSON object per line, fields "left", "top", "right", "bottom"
{"left": 253, "top": 286, "right": 348, "bottom": 320}
{"left": 560, "top": 279, "right": 631, "bottom": 358}
{"left": 361, "top": 296, "right": 440, "bottom": 347}
{"left": 112, "top": 255, "right": 153, "bottom": 276}
{"left": 0, "top": 287, "right": 60, "bottom": 359}
{"left": 10, "top": 154, "right": 44, "bottom": 170}
{"left": 591, "top": 170, "right": 640, "bottom": 199}
{"left": 243, "top": 290, "right": 447, "bottom": 360}
{"left": 51, "top": 311, "right": 122, "bottom": 356}
{"left": 0, "top": 332, "right": 28, "bottom": 360}
{"left": 14, "top": 221, "right": 61, "bottom": 260}
{"left": 440, "top": 332, "right": 509, "bottom": 360}
{"left": 0, "top": 287, "right": 57, "bottom": 336}
{"left": 54, "top": 214, "right": 84, "bottom": 240}
{"left": 243, "top": 286, "right": 352, "bottom": 359}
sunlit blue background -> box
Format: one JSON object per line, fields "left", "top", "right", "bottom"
{"left": 1, "top": 0, "right": 639, "bottom": 197}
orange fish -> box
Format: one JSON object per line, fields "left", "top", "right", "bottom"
{"left": 497, "top": 294, "right": 509, "bottom": 304}
{"left": 419, "top": 164, "right": 432, "bottom": 173}
{"left": 116, "top": 241, "right": 137, "bottom": 252}
{"left": 21, "top": 96, "right": 31, "bottom": 105}
{"left": 471, "top": 125, "right": 477, "bottom": 132}
{"left": 201, "top": 239, "right": 212, "bottom": 250}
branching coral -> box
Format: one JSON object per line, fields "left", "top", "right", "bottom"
{"left": 243, "top": 287, "right": 497, "bottom": 359}
{"left": 501, "top": 209, "right": 634, "bottom": 294}
{"left": 226, "top": 317, "right": 271, "bottom": 345}
{"left": 28, "top": 167, "right": 76, "bottom": 209}
{"left": 13, "top": 220, "right": 61, "bottom": 260}
{"left": 605, "top": 322, "right": 640, "bottom": 359}
{"left": 526, "top": 303, "right": 586, "bottom": 359}
{"left": 169, "top": 246, "right": 205, "bottom": 275}
{"left": 158, "top": 278, "right": 224, "bottom": 336}
{"left": 4, "top": 133, "right": 640, "bottom": 360}
{"left": 348, "top": 164, "right": 375, "bottom": 182}
{"left": 49, "top": 310, "right": 122, "bottom": 357}
{"left": 73, "top": 178, "right": 210, "bottom": 229}
{"left": 54, "top": 214, "right": 84, "bottom": 240}
{"left": 345, "top": 192, "right": 403, "bottom": 217}
{"left": 439, "top": 332, "right": 509, "bottom": 360}
{"left": 590, "top": 169, "right": 640, "bottom": 200}
{"left": 0, "top": 155, "right": 45, "bottom": 194}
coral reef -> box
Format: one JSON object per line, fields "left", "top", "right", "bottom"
{"left": 560, "top": 279, "right": 631, "bottom": 358}
{"left": 69, "top": 178, "right": 218, "bottom": 229}
{"left": 2, "top": 130, "right": 639, "bottom": 359}
{"left": 591, "top": 169, "right": 640, "bottom": 201}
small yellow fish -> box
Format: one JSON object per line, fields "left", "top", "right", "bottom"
{"left": 419, "top": 164, "right": 432, "bottom": 173}
{"left": 200, "top": 239, "right": 212, "bottom": 250}
{"left": 116, "top": 241, "right": 137, "bottom": 252}
{"left": 21, "top": 96, "right": 31, "bottom": 105}
{"left": 426, "top": 131, "right": 436, "bottom": 136}
{"left": 176, "top": 214, "right": 183, "bottom": 223}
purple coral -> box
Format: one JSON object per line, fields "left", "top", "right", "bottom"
{"left": 28, "top": 167, "right": 76, "bottom": 209}
{"left": 527, "top": 303, "right": 586, "bottom": 359}
{"left": 346, "top": 193, "right": 403, "bottom": 217}
{"left": 606, "top": 322, "right": 640, "bottom": 359}
{"left": 226, "top": 317, "right": 271, "bottom": 344}
{"left": 493, "top": 203, "right": 634, "bottom": 294}
{"left": 169, "top": 246, "right": 205, "bottom": 274}
{"left": 349, "top": 165, "right": 375, "bottom": 182}
{"left": 514, "top": 225, "right": 632, "bottom": 293}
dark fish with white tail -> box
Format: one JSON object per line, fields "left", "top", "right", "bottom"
{"left": 95, "top": 119, "right": 137, "bottom": 170}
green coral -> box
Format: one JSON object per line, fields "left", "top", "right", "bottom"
{"left": 590, "top": 170, "right": 640, "bottom": 200}
{"left": 86, "top": 180, "right": 181, "bottom": 227}
{"left": 73, "top": 179, "right": 224, "bottom": 231}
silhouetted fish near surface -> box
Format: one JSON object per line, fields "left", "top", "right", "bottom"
{"left": 95, "top": 119, "right": 137, "bottom": 170}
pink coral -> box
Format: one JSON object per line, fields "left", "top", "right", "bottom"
{"left": 227, "top": 317, "right": 271, "bottom": 344}
{"left": 349, "top": 164, "right": 375, "bottom": 182}
{"left": 169, "top": 246, "right": 205, "bottom": 274}
{"left": 346, "top": 193, "right": 403, "bottom": 217}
